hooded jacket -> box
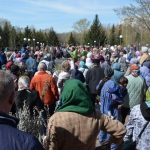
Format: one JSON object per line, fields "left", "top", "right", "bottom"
{"left": 111, "top": 63, "right": 124, "bottom": 85}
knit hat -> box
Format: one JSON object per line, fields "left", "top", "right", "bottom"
{"left": 104, "top": 67, "right": 114, "bottom": 77}
{"left": 6, "top": 62, "right": 13, "bottom": 70}
{"left": 142, "top": 46, "right": 148, "bottom": 53}
{"left": 10, "top": 65, "right": 20, "bottom": 73}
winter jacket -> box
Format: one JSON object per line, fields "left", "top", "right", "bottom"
{"left": 123, "top": 74, "right": 146, "bottom": 108}
{"left": 124, "top": 103, "right": 150, "bottom": 150}
{"left": 86, "top": 66, "right": 104, "bottom": 94}
{"left": 0, "top": 111, "right": 44, "bottom": 150}
{"left": 30, "top": 71, "right": 59, "bottom": 105}
{"left": 15, "top": 89, "right": 44, "bottom": 115}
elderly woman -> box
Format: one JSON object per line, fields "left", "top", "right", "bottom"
{"left": 44, "top": 79, "right": 126, "bottom": 150}
{"left": 121, "top": 64, "right": 146, "bottom": 124}
{"left": 96, "top": 67, "right": 120, "bottom": 150}
{"left": 14, "top": 76, "right": 44, "bottom": 115}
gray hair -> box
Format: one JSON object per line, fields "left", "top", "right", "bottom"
{"left": 0, "top": 71, "right": 15, "bottom": 100}
{"left": 38, "top": 62, "right": 47, "bottom": 71}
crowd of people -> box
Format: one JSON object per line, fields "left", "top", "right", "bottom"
{"left": 0, "top": 43, "right": 150, "bottom": 150}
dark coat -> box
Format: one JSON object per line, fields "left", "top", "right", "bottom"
{"left": 75, "top": 69, "right": 85, "bottom": 83}
{"left": 0, "top": 111, "right": 45, "bottom": 150}
{"left": 14, "top": 89, "right": 44, "bottom": 115}
{"left": 86, "top": 66, "right": 105, "bottom": 94}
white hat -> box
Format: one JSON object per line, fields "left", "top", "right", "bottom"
{"left": 142, "top": 46, "right": 148, "bottom": 53}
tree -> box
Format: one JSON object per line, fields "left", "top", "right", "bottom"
{"left": 0, "top": 26, "right": 2, "bottom": 47}
{"left": 84, "top": 14, "right": 106, "bottom": 46}
{"left": 72, "top": 18, "right": 90, "bottom": 44}
{"left": 47, "top": 28, "right": 59, "bottom": 46}
{"left": 68, "top": 32, "right": 76, "bottom": 46}
{"left": 114, "top": 0, "right": 150, "bottom": 45}
{"left": 109, "top": 24, "right": 116, "bottom": 45}
{"left": 2, "top": 22, "right": 10, "bottom": 48}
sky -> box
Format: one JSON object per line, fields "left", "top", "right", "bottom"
{"left": 0, "top": 0, "right": 133, "bottom": 33}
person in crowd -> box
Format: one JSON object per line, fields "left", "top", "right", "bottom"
{"left": 143, "top": 61, "right": 150, "bottom": 69}
{"left": 121, "top": 64, "right": 146, "bottom": 124}
{"left": 96, "top": 67, "right": 121, "bottom": 150}
{"left": 145, "top": 74, "right": 150, "bottom": 101}
{"left": 123, "top": 101, "right": 150, "bottom": 150}
{"left": 70, "top": 47, "right": 78, "bottom": 62}
{"left": 110, "top": 52, "right": 118, "bottom": 65}
{"left": 44, "top": 79, "right": 126, "bottom": 150}
{"left": 25, "top": 53, "right": 37, "bottom": 78}
{"left": 30, "top": 62, "right": 59, "bottom": 116}
{"left": 14, "top": 76, "right": 44, "bottom": 116}
{"left": 135, "top": 50, "right": 141, "bottom": 61}
{"left": 57, "top": 60, "right": 71, "bottom": 94}
{"left": 111, "top": 63, "right": 124, "bottom": 85}
{"left": 86, "top": 59, "right": 105, "bottom": 105}
{"left": 74, "top": 63, "right": 85, "bottom": 83}
{"left": 0, "top": 71, "right": 45, "bottom": 150}
{"left": 98, "top": 55, "right": 109, "bottom": 69}
{"left": 139, "top": 46, "right": 150, "bottom": 65}
{"left": 54, "top": 52, "right": 64, "bottom": 66}
{"left": 140, "top": 65, "right": 150, "bottom": 79}
{"left": 106, "top": 76, "right": 128, "bottom": 117}
{"left": 10, "top": 64, "right": 20, "bottom": 81}
{"left": 78, "top": 60, "right": 89, "bottom": 79}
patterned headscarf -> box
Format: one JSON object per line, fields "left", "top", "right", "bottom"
{"left": 18, "top": 76, "right": 30, "bottom": 91}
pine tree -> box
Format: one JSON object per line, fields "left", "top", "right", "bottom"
{"left": 68, "top": 32, "right": 76, "bottom": 46}
{"left": 2, "top": 22, "right": 10, "bottom": 48}
{"left": 47, "top": 28, "right": 59, "bottom": 46}
{"left": 84, "top": 14, "right": 106, "bottom": 46}
{"left": 110, "top": 24, "right": 116, "bottom": 46}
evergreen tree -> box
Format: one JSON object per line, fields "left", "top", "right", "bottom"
{"left": 84, "top": 14, "right": 106, "bottom": 46}
{"left": 110, "top": 24, "right": 116, "bottom": 46}
{"left": 116, "top": 24, "right": 123, "bottom": 45}
{"left": 68, "top": 32, "right": 76, "bottom": 46}
{"left": 2, "top": 22, "right": 10, "bottom": 48}
{"left": 47, "top": 28, "right": 59, "bottom": 46}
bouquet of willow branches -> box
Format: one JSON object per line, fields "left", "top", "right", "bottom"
{"left": 14, "top": 103, "right": 43, "bottom": 139}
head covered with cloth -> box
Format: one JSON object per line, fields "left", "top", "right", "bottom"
{"left": 56, "top": 79, "right": 94, "bottom": 115}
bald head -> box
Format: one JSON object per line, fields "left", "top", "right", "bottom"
{"left": 38, "top": 63, "right": 47, "bottom": 71}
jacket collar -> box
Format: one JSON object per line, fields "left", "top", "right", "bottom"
{"left": 0, "top": 111, "right": 19, "bottom": 128}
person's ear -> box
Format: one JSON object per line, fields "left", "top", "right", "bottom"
{"left": 8, "top": 91, "right": 15, "bottom": 105}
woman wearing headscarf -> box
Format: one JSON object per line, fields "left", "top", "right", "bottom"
{"left": 96, "top": 67, "right": 120, "bottom": 150}
{"left": 121, "top": 64, "right": 146, "bottom": 124}
{"left": 78, "top": 60, "right": 88, "bottom": 79}
{"left": 14, "top": 76, "right": 44, "bottom": 115}
{"left": 44, "top": 79, "right": 126, "bottom": 150}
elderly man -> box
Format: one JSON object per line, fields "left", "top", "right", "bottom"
{"left": 0, "top": 71, "right": 44, "bottom": 150}
{"left": 30, "top": 62, "right": 59, "bottom": 115}
{"left": 30, "top": 62, "right": 59, "bottom": 136}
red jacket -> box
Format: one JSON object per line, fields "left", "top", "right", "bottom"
{"left": 30, "top": 72, "right": 59, "bottom": 105}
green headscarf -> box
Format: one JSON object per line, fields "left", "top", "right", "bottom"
{"left": 56, "top": 79, "right": 94, "bottom": 115}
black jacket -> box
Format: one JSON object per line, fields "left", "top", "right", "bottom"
{"left": 14, "top": 89, "right": 44, "bottom": 115}
{"left": 0, "top": 111, "right": 45, "bottom": 150}
{"left": 86, "top": 66, "right": 105, "bottom": 94}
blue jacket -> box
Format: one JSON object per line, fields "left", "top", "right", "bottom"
{"left": 0, "top": 111, "right": 45, "bottom": 150}
{"left": 25, "top": 57, "right": 37, "bottom": 73}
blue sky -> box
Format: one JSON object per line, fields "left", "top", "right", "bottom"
{"left": 0, "top": 0, "right": 133, "bottom": 33}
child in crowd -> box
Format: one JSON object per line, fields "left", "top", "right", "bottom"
{"left": 106, "top": 76, "right": 128, "bottom": 118}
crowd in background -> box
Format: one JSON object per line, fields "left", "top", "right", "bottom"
{"left": 0, "top": 43, "right": 150, "bottom": 150}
